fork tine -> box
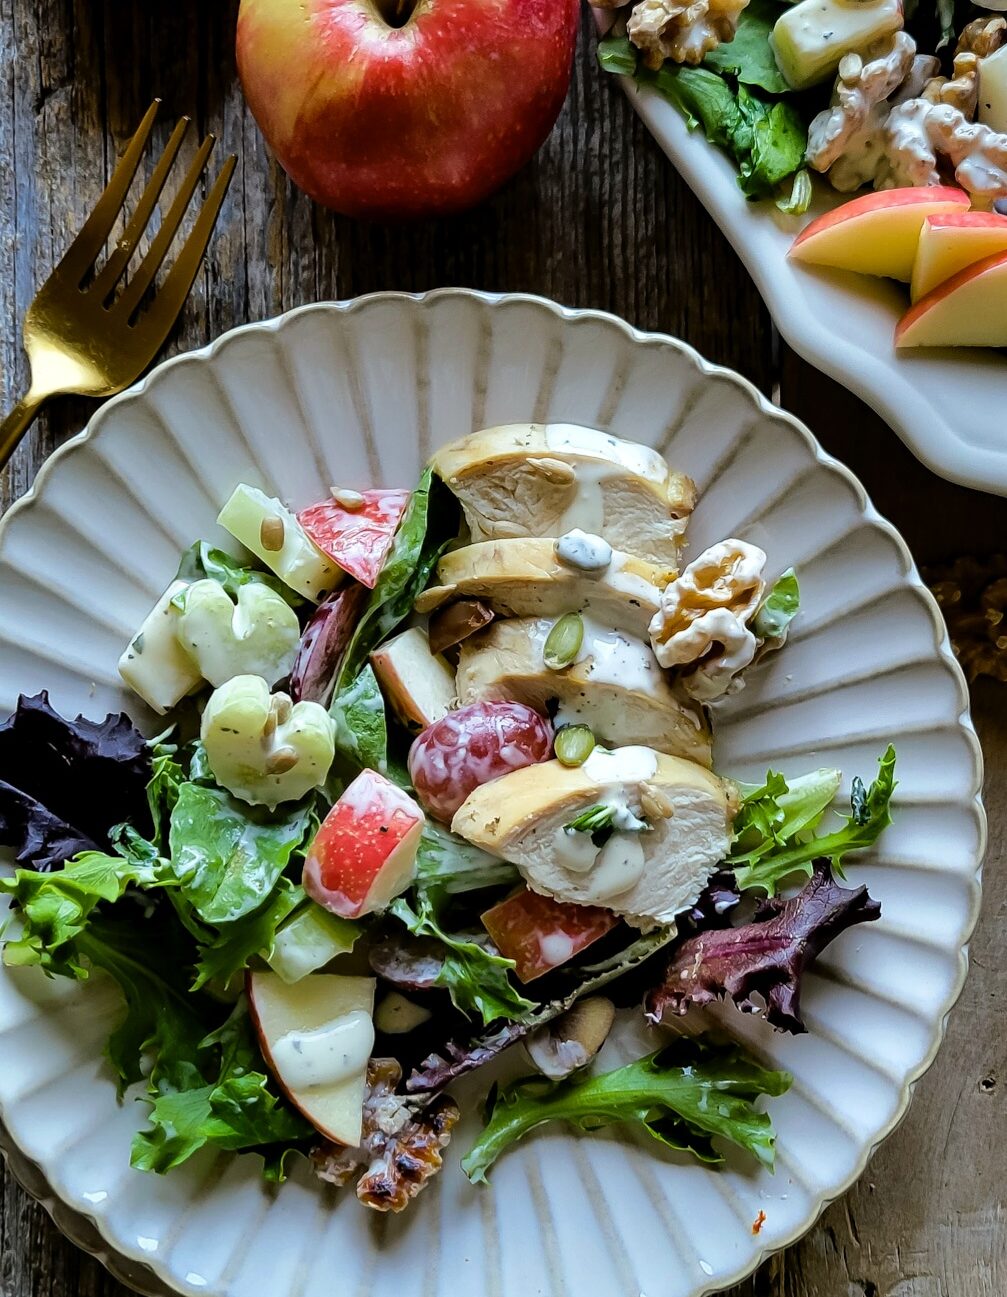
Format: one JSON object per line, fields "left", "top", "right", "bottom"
{"left": 91, "top": 114, "right": 191, "bottom": 303}
{"left": 55, "top": 100, "right": 161, "bottom": 286}
{"left": 132, "top": 154, "right": 237, "bottom": 347}
{"left": 116, "top": 133, "right": 217, "bottom": 321}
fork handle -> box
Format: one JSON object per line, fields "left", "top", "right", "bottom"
{"left": 0, "top": 391, "right": 47, "bottom": 473}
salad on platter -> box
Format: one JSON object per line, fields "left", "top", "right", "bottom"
{"left": 595, "top": 0, "right": 1007, "bottom": 350}
{"left": 0, "top": 423, "right": 897, "bottom": 1214}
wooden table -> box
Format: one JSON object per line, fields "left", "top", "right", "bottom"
{"left": 0, "top": 4, "right": 1003, "bottom": 1295}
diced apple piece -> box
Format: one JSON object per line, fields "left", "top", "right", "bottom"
{"left": 979, "top": 44, "right": 1007, "bottom": 135}
{"left": 789, "top": 187, "right": 971, "bottom": 281}
{"left": 374, "top": 991, "right": 432, "bottom": 1034}
{"left": 217, "top": 484, "right": 342, "bottom": 602}
{"left": 896, "top": 248, "right": 1007, "bottom": 348}
{"left": 298, "top": 489, "right": 409, "bottom": 588}
{"left": 771, "top": 0, "right": 904, "bottom": 90}
{"left": 911, "top": 211, "right": 1007, "bottom": 301}
{"left": 268, "top": 904, "right": 362, "bottom": 984}
{"left": 118, "top": 579, "right": 201, "bottom": 714}
{"left": 303, "top": 769, "right": 425, "bottom": 918}
{"left": 370, "top": 627, "right": 457, "bottom": 731}
{"left": 481, "top": 886, "right": 619, "bottom": 983}
{"left": 248, "top": 970, "right": 375, "bottom": 1146}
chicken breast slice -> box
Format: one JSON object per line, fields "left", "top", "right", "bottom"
{"left": 456, "top": 616, "right": 712, "bottom": 767}
{"left": 430, "top": 538, "right": 671, "bottom": 640}
{"left": 431, "top": 424, "right": 696, "bottom": 567}
{"left": 453, "top": 746, "right": 736, "bottom": 928}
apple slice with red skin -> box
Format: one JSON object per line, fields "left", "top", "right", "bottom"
{"left": 789, "top": 186, "right": 971, "bottom": 282}
{"left": 370, "top": 626, "right": 456, "bottom": 731}
{"left": 298, "top": 490, "right": 409, "bottom": 588}
{"left": 248, "top": 969, "right": 375, "bottom": 1146}
{"left": 303, "top": 769, "right": 425, "bottom": 919}
{"left": 896, "top": 248, "right": 1007, "bottom": 348}
{"left": 910, "top": 211, "right": 1007, "bottom": 301}
{"left": 481, "top": 886, "right": 619, "bottom": 983}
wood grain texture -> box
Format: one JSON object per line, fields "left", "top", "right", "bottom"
{"left": 0, "top": 4, "right": 1002, "bottom": 1296}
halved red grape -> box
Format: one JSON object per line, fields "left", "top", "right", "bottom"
{"left": 408, "top": 700, "right": 553, "bottom": 823}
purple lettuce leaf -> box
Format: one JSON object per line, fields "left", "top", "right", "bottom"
{"left": 645, "top": 861, "right": 881, "bottom": 1034}
{"left": 0, "top": 692, "right": 152, "bottom": 871}
{"left": 369, "top": 931, "right": 450, "bottom": 991}
{"left": 685, "top": 869, "right": 742, "bottom": 930}
{"left": 407, "top": 1021, "right": 531, "bottom": 1093}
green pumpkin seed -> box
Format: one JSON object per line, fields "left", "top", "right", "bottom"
{"left": 555, "top": 724, "right": 596, "bottom": 767}
{"left": 543, "top": 612, "right": 584, "bottom": 671}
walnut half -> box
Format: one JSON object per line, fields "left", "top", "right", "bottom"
{"left": 627, "top": 0, "right": 752, "bottom": 69}
{"left": 806, "top": 32, "right": 918, "bottom": 188}
{"left": 649, "top": 538, "right": 767, "bottom": 701}
{"left": 882, "top": 99, "right": 1007, "bottom": 201}
{"left": 312, "top": 1059, "right": 460, "bottom": 1213}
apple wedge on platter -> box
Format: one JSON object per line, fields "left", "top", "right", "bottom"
{"left": 591, "top": 1, "right": 1007, "bottom": 495}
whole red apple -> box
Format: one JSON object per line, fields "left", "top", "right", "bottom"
{"left": 236, "top": 0, "right": 580, "bottom": 219}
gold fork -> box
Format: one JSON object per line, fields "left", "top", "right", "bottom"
{"left": 0, "top": 101, "right": 236, "bottom": 472}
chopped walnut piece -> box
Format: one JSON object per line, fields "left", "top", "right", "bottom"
{"left": 806, "top": 33, "right": 918, "bottom": 185}
{"left": 922, "top": 51, "right": 980, "bottom": 118}
{"left": 312, "top": 1058, "right": 460, "bottom": 1213}
{"left": 627, "top": 0, "right": 752, "bottom": 68}
{"left": 918, "top": 20, "right": 1005, "bottom": 121}
{"left": 957, "top": 15, "right": 1007, "bottom": 59}
{"left": 881, "top": 99, "right": 1007, "bottom": 201}
{"left": 925, "top": 555, "right": 1007, "bottom": 684}
{"left": 649, "top": 538, "right": 767, "bottom": 701}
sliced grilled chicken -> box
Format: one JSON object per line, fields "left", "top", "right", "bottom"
{"left": 428, "top": 538, "right": 671, "bottom": 640}
{"left": 431, "top": 423, "right": 695, "bottom": 566}
{"left": 452, "top": 746, "right": 736, "bottom": 928}
{"left": 456, "top": 616, "right": 712, "bottom": 767}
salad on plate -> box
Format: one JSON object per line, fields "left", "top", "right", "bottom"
{"left": 596, "top": 0, "right": 1007, "bottom": 349}
{"left": 0, "top": 423, "right": 897, "bottom": 1213}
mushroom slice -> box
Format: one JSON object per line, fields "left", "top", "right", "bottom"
{"left": 456, "top": 616, "right": 712, "bottom": 767}
{"left": 431, "top": 423, "right": 696, "bottom": 566}
{"left": 436, "top": 539, "right": 671, "bottom": 640}
{"left": 524, "top": 997, "right": 617, "bottom": 1079}
{"left": 452, "top": 746, "right": 736, "bottom": 928}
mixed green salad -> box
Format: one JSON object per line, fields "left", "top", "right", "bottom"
{"left": 596, "top": 0, "right": 1003, "bottom": 213}
{"left": 0, "top": 423, "right": 896, "bottom": 1214}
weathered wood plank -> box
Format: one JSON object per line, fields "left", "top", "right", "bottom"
{"left": 0, "top": 4, "right": 1002, "bottom": 1297}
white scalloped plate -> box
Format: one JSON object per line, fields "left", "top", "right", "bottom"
{"left": 0, "top": 291, "right": 985, "bottom": 1297}
{"left": 591, "top": 9, "right": 1007, "bottom": 496}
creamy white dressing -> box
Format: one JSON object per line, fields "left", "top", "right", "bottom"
{"left": 554, "top": 825, "right": 601, "bottom": 873}
{"left": 589, "top": 832, "right": 647, "bottom": 901}
{"left": 582, "top": 745, "right": 659, "bottom": 784}
{"left": 554, "top": 530, "right": 613, "bottom": 574}
{"left": 539, "top": 931, "right": 577, "bottom": 966}
{"left": 553, "top": 460, "right": 613, "bottom": 536}
{"left": 270, "top": 1010, "right": 374, "bottom": 1090}
{"left": 578, "top": 620, "right": 658, "bottom": 693}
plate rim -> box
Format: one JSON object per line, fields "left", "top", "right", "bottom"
{"left": 0, "top": 288, "right": 988, "bottom": 1297}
